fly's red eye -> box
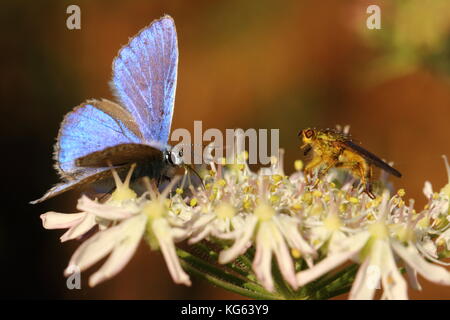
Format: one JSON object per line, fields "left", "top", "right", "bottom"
{"left": 305, "top": 130, "right": 313, "bottom": 138}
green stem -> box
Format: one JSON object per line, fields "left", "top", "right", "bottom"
{"left": 177, "top": 248, "right": 281, "bottom": 299}
{"left": 271, "top": 262, "right": 297, "bottom": 299}
{"left": 193, "top": 242, "right": 250, "bottom": 278}
{"left": 235, "top": 252, "right": 253, "bottom": 271}
{"left": 308, "top": 263, "right": 358, "bottom": 291}
{"left": 311, "top": 264, "right": 358, "bottom": 299}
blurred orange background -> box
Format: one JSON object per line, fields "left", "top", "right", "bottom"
{"left": 1, "top": 0, "right": 449, "bottom": 299}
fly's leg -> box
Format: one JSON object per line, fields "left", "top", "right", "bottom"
{"left": 304, "top": 154, "right": 323, "bottom": 184}
{"left": 333, "top": 159, "right": 375, "bottom": 199}
{"left": 314, "top": 148, "right": 344, "bottom": 187}
{"left": 354, "top": 161, "right": 375, "bottom": 199}
{"left": 335, "top": 161, "right": 355, "bottom": 189}
{"left": 363, "top": 165, "right": 375, "bottom": 199}
{"left": 336, "top": 161, "right": 362, "bottom": 191}
{"left": 314, "top": 158, "right": 340, "bottom": 188}
{"left": 302, "top": 144, "right": 312, "bottom": 156}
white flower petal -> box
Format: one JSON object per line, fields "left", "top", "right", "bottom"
{"left": 214, "top": 217, "right": 232, "bottom": 234}
{"left": 64, "top": 223, "right": 124, "bottom": 276}
{"left": 89, "top": 214, "right": 147, "bottom": 287}
{"left": 214, "top": 228, "right": 240, "bottom": 240}
{"left": 60, "top": 213, "right": 96, "bottom": 242}
{"left": 436, "top": 228, "right": 450, "bottom": 249}
{"left": 210, "top": 220, "right": 233, "bottom": 238}
{"left": 405, "top": 263, "right": 422, "bottom": 291}
{"left": 423, "top": 181, "right": 433, "bottom": 199}
{"left": 429, "top": 199, "right": 449, "bottom": 219}
{"left": 392, "top": 241, "right": 450, "bottom": 285}
{"left": 332, "top": 231, "right": 371, "bottom": 254}
{"left": 40, "top": 212, "right": 86, "bottom": 229}
{"left": 171, "top": 227, "right": 191, "bottom": 242}
{"left": 271, "top": 224, "right": 298, "bottom": 290}
{"left": 297, "top": 232, "right": 369, "bottom": 286}
{"left": 349, "top": 258, "right": 372, "bottom": 300}
{"left": 219, "top": 216, "right": 257, "bottom": 264}
{"left": 252, "top": 222, "right": 275, "bottom": 292}
{"left": 77, "top": 195, "right": 138, "bottom": 220}
{"left": 276, "top": 215, "right": 316, "bottom": 257}
{"left": 380, "top": 240, "right": 408, "bottom": 300}
{"left": 188, "top": 224, "right": 212, "bottom": 244}
{"left": 419, "top": 237, "right": 438, "bottom": 259}
{"left": 308, "top": 226, "right": 330, "bottom": 250}
{"left": 190, "top": 213, "right": 215, "bottom": 231}
{"left": 327, "top": 230, "right": 348, "bottom": 254}
{"left": 349, "top": 239, "right": 384, "bottom": 300}
{"left": 152, "top": 218, "right": 191, "bottom": 286}
{"left": 297, "top": 251, "right": 355, "bottom": 286}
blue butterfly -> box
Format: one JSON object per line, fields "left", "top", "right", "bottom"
{"left": 31, "top": 15, "right": 181, "bottom": 204}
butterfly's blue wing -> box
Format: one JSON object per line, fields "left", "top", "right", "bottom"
{"left": 32, "top": 16, "right": 178, "bottom": 204}
{"left": 30, "top": 99, "right": 143, "bottom": 204}
{"left": 55, "top": 99, "right": 143, "bottom": 177}
{"left": 111, "top": 15, "right": 178, "bottom": 145}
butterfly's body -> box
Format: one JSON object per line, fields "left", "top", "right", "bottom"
{"left": 31, "top": 16, "right": 180, "bottom": 204}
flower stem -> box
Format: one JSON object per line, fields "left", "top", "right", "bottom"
{"left": 177, "top": 248, "right": 281, "bottom": 299}
{"left": 309, "top": 264, "right": 358, "bottom": 299}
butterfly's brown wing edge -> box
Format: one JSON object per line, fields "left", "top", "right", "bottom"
{"left": 30, "top": 165, "right": 131, "bottom": 204}
{"left": 76, "top": 143, "right": 165, "bottom": 167}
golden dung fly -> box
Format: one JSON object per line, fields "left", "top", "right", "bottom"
{"left": 298, "top": 128, "right": 401, "bottom": 199}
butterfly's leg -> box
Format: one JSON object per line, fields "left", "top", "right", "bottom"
{"left": 157, "top": 174, "right": 173, "bottom": 189}
{"left": 156, "top": 174, "right": 162, "bottom": 187}
{"left": 158, "top": 174, "right": 174, "bottom": 186}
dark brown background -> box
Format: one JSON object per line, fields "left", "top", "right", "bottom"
{"left": 1, "top": 0, "right": 449, "bottom": 299}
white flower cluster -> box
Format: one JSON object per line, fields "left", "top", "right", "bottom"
{"left": 41, "top": 153, "right": 450, "bottom": 299}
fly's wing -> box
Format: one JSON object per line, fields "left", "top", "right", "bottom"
{"left": 76, "top": 143, "right": 164, "bottom": 167}
{"left": 111, "top": 15, "right": 178, "bottom": 145}
{"left": 342, "top": 140, "right": 402, "bottom": 178}
{"left": 31, "top": 99, "right": 144, "bottom": 204}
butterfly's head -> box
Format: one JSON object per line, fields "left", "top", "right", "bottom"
{"left": 165, "top": 146, "right": 184, "bottom": 167}
{"left": 164, "top": 145, "right": 205, "bottom": 189}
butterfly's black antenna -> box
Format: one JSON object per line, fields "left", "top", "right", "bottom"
{"left": 173, "top": 142, "right": 206, "bottom": 190}
{"left": 183, "top": 164, "right": 205, "bottom": 190}
{"left": 180, "top": 170, "right": 188, "bottom": 190}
